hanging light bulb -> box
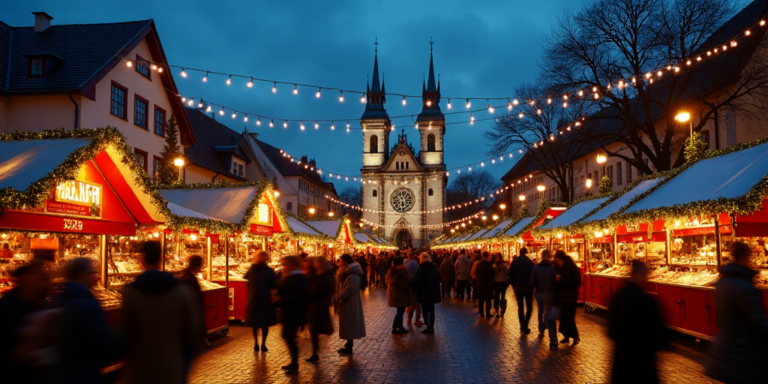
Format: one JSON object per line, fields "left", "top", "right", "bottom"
{"left": 256, "top": 116, "right": 261, "bottom": 126}
{"left": 180, "top": 68, "right": 187, "bottom": 77}
{"left": 197, "top": 100, "right": 203, "bottom": 109}
{"left": 269, "top": 119, "right": 274, "bottom": 128}
{"left": 151, "top": 64, "right": 158, "bottom": 71}
{"left": 508, "top": 99, "right": 513, "bottom": 111}
{"left": 283, "top": 121, "right": 288, "bottom": 128}
{"left": 414, "top": 121, "right": 419, "bottom": 129}
{"left": 231, "top": 112, "right": 237, "bottom": 119}
{"left": 247, "top": 77, "right": 254, "bottom": 88}
{"left": 181, "top": 97, "right": 186, "bottom": 103}
{"left": 316, "top": 88, "right": 321, "bottom": 98}
{"left": 188, "top": 99, "right": 194, "bottom": 106}
{"left": 547, "top": 98, "right": 552, "bottom": 105}
{"left": 271, "top": 82, "right": 277, "bottom": 93}
{"left": 126, "top": 59, "right": 133, "bottom": 67}
{"left": 202, "top": 71, "right": 208, "bottom": 82}
{"left": 426, "top": 99, "right": 432, "bottom": 107}
{"left": 226, "top": 75, "right": 232, "bottom": 86}
{"left": 331, "top": 121, "right": 335, "bottom": 130}
{"left": 447, "top": 99, "right": 452, "bottom": 109}
{"left": 578, "top": 90, "right": 584, "bottom": 97}
{"left": 402, "top": 96, "right": 407, "bottom": 106}
{"left": 563, "top": 102, "right": 568, "bottom": 108}
{"left": 518, "top": 112, "right": 524, "bottom": 119}
{"left": 360, "top": 93, "right": 366, "bottom": 103}
{"left": 488, "top": 100, "right": 494, "bottom": 114}
{"left": 244, "top": 114, "right": 248, "bottom": 122}
{"left": 470, "top": 114, "right": 475, "bottom": 124}
{"left": 346, "top": 120, "right": 350, "bottom": 130}
{"left": 300, "top": 121, "right": 305, "bottom": 130}
{"left": 465, "top": 99, "right": 471, "bottom": 109}
{"left": 594, "top": 93, "right": 600, "bottom": 100}
{"left": 339, "top": 91, "right": 344, "bottom": 102}
{"left": 205, "top": 105, "right": 212, "bottom": 113}
{"left": 219, "top": 108, "right": 225, "bottom": 116}
{"left": 537, "top": 109, "right": 542, "bottom": 115}
{"left": 314, "top": 121, "right": 319, "bottom": 129}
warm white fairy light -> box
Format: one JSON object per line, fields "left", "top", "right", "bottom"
{"left": 465, "top": 99, "right": 471, "bottom": 109}
{"left": 360, "top": 94, "right": 366, "bottom": 103}
{"left": 314, "top": 122, "right": 319, "bottom": 129}
{"left": 269, "top": 119, "right": 274, "bottom": 128}
{"left": 203, "top": 72, "right": 208, "bottom": 82}
{"left": 180, "top": 68, "right": 187, "bottom": 77}
{"left": 244, "top": 115, "right": 248, "bottom": 122}
{"left": 447, "top": 99, "right": 452, "bottom": 109}
{"left": 402, "top": 96, "right": 407, "bottom": 106}
{"left": 339, "top": 91, "right": 344, "bottom": 102}
{"left": 284, "top": 121, "right": 288, "bottom": 128}
{"left": 247, "top": 78, "right": 254, "bottom": 88}
{"left": 226, "top": 75, "right": 232, "bottom": 86}
{"left": 231, "top": 112, "right": 237, "bottom": 119}
{"left": 272, "top": 83, "right": 277, "bottom": 93}
{"left": 316, "top": 88, "right": 322, "bottom": 98}
{"left": 300, "top": 121, "right": 305, "bottom": 130}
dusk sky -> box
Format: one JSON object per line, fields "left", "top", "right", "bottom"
{"left": 4, "top": 0, "right": 589, "bottom": 187}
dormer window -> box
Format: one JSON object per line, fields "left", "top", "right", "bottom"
{"left": 231, "top": 157, "right": 245, "bottom": 177}
{"left": 135, "top": 55, "right": 151, "bottom": 79}
{"left": 28, "top": 58, "right": 45, "bottom": 77}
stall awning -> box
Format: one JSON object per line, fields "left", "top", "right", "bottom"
{"left": 537, "top": 197, "right": 609, "bottom": 233}
{"left": 160, "top": 186, "right": 258, "bottom": 223}
{"left": 579, "top": 178, "right": 664, "bottom": 224}
{"left": 307, "top": 218, "right": 353, "bottom": 244}
{"left": 503, "top": 217, "right": 535, "bottom": 237}
{"left": 481, "top": 219, "right": 513, "bottom": 239}
{"left": 285, "top": 216, "right": 325, "bottom": 237}
{"left": 467, "top": 228, "right": 490, "bottom": 241}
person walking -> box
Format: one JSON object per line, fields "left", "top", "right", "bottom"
{"left": 404, "top": 253, "right": 423, "bottom": 326}
{"left": 472, "top": 252, "right": 495, "bottom": 318}
{"left": 178, "top": 255, "right": 206, "bottom": 342}
{"left": 492, "top": 254, "right": 509, "bottom": 318}
{"left": 336, "top": 254, "right": 366, "bottom": 354}
{"left": 706, "top": 241, "right": 768, "bottom": 383}
{"left": 509, "top": 247, "right": 535, "bottom": 334}
{"left": 387, "top": 257, "right": 413, "bottom": 334}
{"left": 609, "top": 260, "right": 667, "bottom": 384}
{"left": 553, "top": 251, "right": 582, "bottom": 346}
{"left": 120, "top": 241, "right": 201, "bottom": 384}
{"left": 52, "top": 258, "right": 121, "bottom": 384}
{"left": 244, "top": 251, "right": 277, "bottom": 352}
{"left": 274, "top": 256, "right": 309, "bottom": 374}
{"left": 439, "top": 253, "right": 456, "bottom": 299}
{"left": 356, "top": 254, "right": 369, "bottom": 291}
{"left": 454, "top": 251, "right": 472, "bottom": 301}
{"left": 469, "top": 251, "right": 482, "bottom": 302}
{"left": 305, "top": 257, "right": 335, "bottom": 362}
{"left": 530, "top": 250, "right": 558, "bottom": 348}
{"left": 378, "top": 253, "right": 389, "bottom": 289}
{"left": 411, "top": 253, "right": 441, "bottom": 334}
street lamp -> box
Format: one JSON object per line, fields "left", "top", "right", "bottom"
{"left": 308, "top": 207, "right": 316, "bottom": 215}
{"left": 173, "top": 157, "right": 184, "bottom": 181}
{"left": 536, "top": 185, "right": 545, "bottom": 192}
{"left": 492, "top": 214, "right": 499, "bottom": 221}
{"left": 328, "top": 212, "right": 334, "bottom": 217}
{"left": 596, "top": 154, "right": 607, "bottom": 164}
{"left": 586, "top": 178, "right": 593, "bottom": 188}
{"left": 500, "top": 203, "right": 507, "bottom": 219}
{"left": 675, "top": 111, "right": 693, "bottom": 136}
{"left": 518, "top": 195, "right": 525, "bottom": 201}
{"left": 482, "top": 215, "right": 487, "bottom": 222}
{"left": 273, "top": 190, "right": 280, "bottom": 197}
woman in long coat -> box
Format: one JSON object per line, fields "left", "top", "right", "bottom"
{"left": 554, "top": 251, "right": 582, "bottom": 345}
{"left": 386, "top": 257, "right": 413, "bottom": 334}
{"left": 244, "top": 251, "right": 277, "bottom": 352}
{"left": 336, "top": 254, "right": 366, "bottom": 354}
{"left": 306, "top": 257, "right": 335, "bottom": 362}
{"left": 411, "top": 253, "right": 442, "bottom": 334}
{"left": 439, "top": 255, "right": 456, "bottom": 299}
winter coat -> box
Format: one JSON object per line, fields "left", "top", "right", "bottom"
{"left": 706, "top": 263, "right": 768, "bottom": 383}
{"left": 337, "top": 263, "right": 366, "bottom": 340}
{"left": 412, "top": 262, "right": 442, "bottom": 305}
{"left": 378, "top": 258, "right": 390, "bottom": 274}
{"left": 554, "top": 263, "right": 582, "bottom": 304}
{"left": 454, "top": 254, "right": 472, "bottom": 281}
{"left": 609, "top": 281, "right": 666, "bottom": 384}
{"left": 440, "top": 257, "right": 456, "bottom": 287}
{"left": 387, "top": 268, "right": 413, "bottom": 307}
{"left": 178, "top": 269, "right": 205, "bottom": 337}
{"left": 276, "top": 271, "right": 310, "bottom": 326}
{"left": 308, "top": 272, "right": 334, "bottom": 335}
{"left": 244, "top": 263, "right": 277, "bottom": 328}
{"left": 52, "top": 282, "right": 122, "bottom": 384}
{"left": 508, "top": 255, "right": 534, "bottom": 289}
{"left": 530, "top": 260, "right": 556, "bottom": 294}
{"left": 404, "top": 259, "right": 419, "bottom": 277}
{"left": 473, "top": 259, "right": 496, "bottom": 300}
{"left": 492, "top": 263, "right": 509, "bottom": 283}
{"left": 120, "top": 270, "right": 201, "bottom": 384}
{"left": 0, "top": 288, "right": 39, "bottom": 384}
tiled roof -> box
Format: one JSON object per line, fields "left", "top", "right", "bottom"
{"left": 183, "top": 108, "right": 248, "bottom": 181}
{"left": 252, "top": 136, "right": 328, "bottom": 186}
{"left": 0, "top": 20, "right": 151, "bottom": 93}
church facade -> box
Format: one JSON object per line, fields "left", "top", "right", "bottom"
{"left": 360, "top": 48, "right": 447, "bottom": 249}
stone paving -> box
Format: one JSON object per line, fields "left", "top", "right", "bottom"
{"left": 189, "top": 286, "right": 718, "bottom": 383}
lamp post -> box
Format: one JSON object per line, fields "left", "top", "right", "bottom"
{"left": 492, "top": 214, "right": 499, "bottom": 221}
{"left": 675, "top": 111, "right": 693, "bottom": 137}
{"left": 173, "top": 158, "right": 185, "bottom": 181}
{"left": 536, "top": 185, "right": 545, "bottom": 204}
{"left": 518, "top": 194, "right": 526, "bottom": 216}
{"left": 308, "top": 207, "right": 316, "bottom": 216}
{"left": 596, "top": 154, "right": 607, "bottom": 179}
{"left": 500, "top": 204, "right": 507, "bottom": 219}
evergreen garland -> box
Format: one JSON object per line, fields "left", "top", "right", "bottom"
{"left": 157, "top": 115, "right": 183, "bottom": 184}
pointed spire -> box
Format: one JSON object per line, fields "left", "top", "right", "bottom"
{"left": 381, "top": 73, "right": 386, "bottom": 94}
{"left": 371, "top": 38, "right": 381, "bottom": 93}
{"left": 422, "top": 73, "right": 426, "bottom": 93}
{"left": 426, "top": 37, "right": 437, "bottom": 92}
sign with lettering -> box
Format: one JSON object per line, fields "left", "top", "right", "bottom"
{"left": 253, "top": 203, "right": 273, "bottom": 226}
{"left": 45, "top": 180, "right": 102, "bottom": 218}
{"left": 250, "top": 224, "right": 274, "bottom": 236}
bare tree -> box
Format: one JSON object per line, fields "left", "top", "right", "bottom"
{"left": 542, "top": 0, "right": 768, "bottom": 173}
{"left": 339, "top": 186, "right": 363, "bottom": 221}
{"left": 446, "top": 169, "right": 501, "bottom": 222}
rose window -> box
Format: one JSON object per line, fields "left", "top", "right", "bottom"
{"left": 390, "top": 188, "right": 415, "bottom": 213}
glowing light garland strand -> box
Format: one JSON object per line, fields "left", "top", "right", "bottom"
{"left": 360, "top": 211, "right": 485, "bottom": 229}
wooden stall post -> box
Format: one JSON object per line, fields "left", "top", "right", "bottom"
{"left": 613, "top": 233, "right": 618, "bottom": 265}
{"left": 666, "top": 229, "right": 672, "bottom": 265}
{"left": 161, "top": 231, "right": 167, "bottom": 272}
{"left": 100, "top": 235, "right": 108, "bottom": 289}
{"left": 715, "top": 215, "right": 722, "bottom": 269}
{"left": 225, "top": 235, "right": 230, "bottom": 287}
{"left": 206, "top": 236, "right": 212, "bottom": 281}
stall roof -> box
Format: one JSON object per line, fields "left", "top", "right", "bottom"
{"left": 467, "top": 228, "right": 490, "bottom": 241}
{"left": 503, "top": 217, "right": 535, "bottom": 237}
{"left": 354, "top": 232, "right": 371, "bottom": 243}
{"left": 166, "top": 202, "right": 219, "bottom": 221}
{"left": 0, "top": 138, "right": 91, "bottom": 191}
{"left": 623, "top": 141, "right": 768, "bottom": 216}
{"left": 580, "top": 178, "right": 665, "bottom": 223}
{"left": 538, "top": 197, "right": 609, "bottom": 231}
{"left": 307, "top": 219, "right": 342, "bottom": 238}
{"left": 160, "top": 186, "right": 258, "bottom": 223}
{"left": 285, "top": 216, "right": 324, "bottom": 237}
{"left": 482, "top": 219, "right": 513, "bottom": 239}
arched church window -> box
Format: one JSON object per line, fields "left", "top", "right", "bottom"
{"left": 428, "top": 134, "right": 435, "bottom": 151}
{"left": 370, "top": 135, "right": 378, "bottom": 153}
{"left": 428, "top": 188, "right": 433, "bottom": 196}
{"left": 406, "top": 162, "right": 409, "bottom": 170}
{"left": 373, "top": 190, "right": 377, "bottom": 197}
{"left": 396, "top": 162, "right": 399, "bottom": 170}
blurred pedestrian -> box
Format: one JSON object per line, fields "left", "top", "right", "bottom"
{"left": 454, "top": 251, "right": 471, "bottom": 301}
{"left": 52, "top": 257, "right": 121, "bottom": 384}
{"left": 439, "top": 253, "right": 456, "bottom": 299}
{"left": 553, "top": 250, "right": 581, "bottom": 346}
{"left": 367, "top": 253, "right": 378, "bottom": 287}
{"left": 120, "top": 241, "right": 201, "bottom": 384}
{"left": 178, "top": 255, "right": 205, "bottom": 340}
{"left": 706, "top": 241, "right": 768, "bottom": 383}
{"left": 387, "top": 257, "right": 413, "bottom": 334}
{"left": 356, "top": 254, "right": 369, "bottom": 291}
{"left": 274, "top": 255, "right": 309, "bottom": 374}
{"left": 530, "top": 250, "right": 558, "bottom": 348}
{"left": 473, "top": 252, "right": 495, "bottom": 318}
{"left": 244, "top": 251, "right": 277, "bottom": 352}
{"left": 0, "top": 261, "right": 52, "bottom": 383}
{"left": 469, "top": 251, "right": 482, "bottom": 301}
{"left": 509, "top": 247, "right": 535, "bottom": 334}
{"left": 609, "top": 260, "right": 666, "bottom": 384}
{"left": 492, "top": 253, "right": 509, "bottom": 318}
{"left": 305, "top": 257, "right": 334, "bottom": 362}
{"left": 412, "top": 253, "right": 441, "bottom": 334}
{"left": 336, "top": 254, "right": 366, "bottom": 354}
{"left": 404, "top": 253, "right": 422, "bottom": 326}
{"left": 378, "top": 253, "right": 389, "bottom": 288}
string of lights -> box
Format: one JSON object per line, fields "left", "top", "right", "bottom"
{"left": 360, "top": 211, "right": 485, "bottom": 229}
{"left": 328, "top": 193, "right": 497, "bottom": 215}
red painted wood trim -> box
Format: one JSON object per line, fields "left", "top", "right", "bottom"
{"left": 94, "top": 151, "right": 159, "bottom": 226}
{"left": 0, "top": 210, "right": 136, "bottom": 236}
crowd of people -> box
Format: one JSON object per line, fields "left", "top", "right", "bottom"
{"left": 1, "top": 239, "right": 767, "bottom": 382}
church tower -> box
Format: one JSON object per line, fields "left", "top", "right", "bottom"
{"left": 417, "top": 40, "right": 445, "bottom": 167}
{"left": 361, "top": 41, "right": 391, "bottom": 169}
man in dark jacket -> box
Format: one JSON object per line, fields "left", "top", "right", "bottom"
{"left": 411, "top": 253, "right": 441, "bottom": 334}
{"left": 472, "top": 252, "right": 496, "bottom": 318}
{"left": 530, "top": 250, "right": 557, "bottom": 347}
{"left": 178, "top": 255, "right": 205, "bottom": 340}
{"left": 275, "top": 255, "right": 310, "bottom": 374}
{"left": 245, "top": 251, "right": 277, "bottom": 352}
{"left": 509, "top": 247, "right": 535, "bottom": 334}
{"left": 707, "top": 241, "right": 768, "bottom": 383}
{"left": 609, "top": 261, "right": 666, "bottom": 384}
{"left": 53, "top": 257, "right": 121, "bottom": 384}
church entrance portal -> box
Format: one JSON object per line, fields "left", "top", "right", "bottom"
{"left": 395, "top": 229, "right": 413, "bottom": 250}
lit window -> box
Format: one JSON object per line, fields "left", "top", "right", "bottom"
{"left": 111, "top": 83, "right": 127, "bottom": 119}
{"left": 134, "top": 149, "right": 148, "bottom": 172}
{"left": 135, "top": 55, "right": 151, "bottom": 79}
{"left": 134, "top": 96, "right": 148, "bottom": 129}
{"left": 29, "top": 58, "right": 44, "bottom": 77}
{"left": 154, "top": 107, "right": 166, "bottom": 136}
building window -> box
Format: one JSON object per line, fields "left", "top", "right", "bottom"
{"left": 111, "top": 82, "right": 127, "bottom": 119}
{"left": 231, "top": 161, "right": 244, "bottom": 177}
{"left": 701, "top": 130, "right": 711, "bottom": 148}
{"left": 152, "top": 156, "right": 162, "bottom": 179}
{"left": 135, "top": 55, "right": 151, "bottom": 79}
{"left": 373, "top": 190, "right": 377, "bottom": 197}
{"left": 28, "top": 58, "right": 45, "bottom": 77}
{"left": 594, "top": 171, "right": 599, "bottom": 184}
{"left": 627, "top": 163, "right": 632, "bottom": 183}
{"left": 134, "top": 149, "right": 148, "bottom": 172}
{"left": 406, "top": 162, "right": 409, "bottom": 170}
{"left": 428, "top": 134, "right": 435, "bottom": 151}
{"left": 428, "top": 188, "right": 433, "bottom": 196}
{"left": 370, "top": 135, "right": 378, "bottom": 153}
{"left": 134, "top": 95, "right": 148, "bottom": 129}
{"left": 396, "top": 162, "right": 399, "bottom": 170}
{"left": 154, "top": 106, "right": 166, "bottom": 136}
{"left": 607, "top": 165, "right": 614, "bottom": 186}
{"left": 617, "top": 162, "right": 623, "bottom": 185}
{"left": 238, "top": 164, "right": 244, "bottom": 177}
{"left": 287, "top": 202, "right": 293, "bottom": 212}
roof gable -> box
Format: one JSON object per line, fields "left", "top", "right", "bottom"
{"left": 183, "top": 108, "right": 247, "bottom": 181}
{"left": 381, "top": 143, "right": 423, "bottom": 172}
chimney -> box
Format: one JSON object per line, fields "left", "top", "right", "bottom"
{"left": 300, "top": 155, "right": 308, "bottom": 164}
{"left": 33, "top": 12, "right": 53, "bottom": 33}
{"left": 309, "top": 158, "right": 317, "bottom": 168}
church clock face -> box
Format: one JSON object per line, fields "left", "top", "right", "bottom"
{"left": 390, "top": 188, "right": 415, "bottom": 213}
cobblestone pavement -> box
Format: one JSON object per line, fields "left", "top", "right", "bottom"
{"left": 189, "top": 286, "right": 717, "bottom": 383}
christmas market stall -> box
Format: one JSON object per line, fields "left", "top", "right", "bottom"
{"left": 353, "top": 232, "right": 397, "bottom": 253}
{"left": 281, "top": 214, "right": 335, "bottom": 257}
{"left": 492, "top": 206, "right": 567, "bottom": 258}
{"left": 478, "top": 219, "right": 514, "bottom": 257}
{"left": 307, "top": 216, "right": 355, "bottom": 256}
{"left": 159, "top": 181, "right": 287, "bottom": 327}
{"left": 0, "top": 128, "right": 166, "bottom": 323}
